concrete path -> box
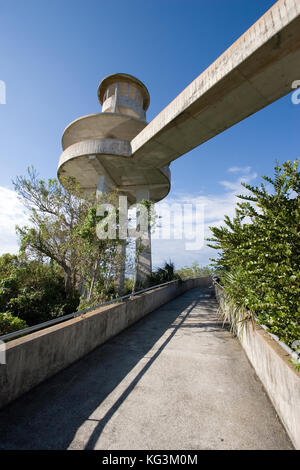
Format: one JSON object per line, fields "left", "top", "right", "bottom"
{"left": 0, "top": 287, "right": 293, "bottom": 450}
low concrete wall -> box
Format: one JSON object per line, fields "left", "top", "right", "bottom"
{"left": 215, "top": 285, "right": 300, "bottom": 450}
{"left": 0, "top": 277, "right": 211, "bottom": 409}
{"left": 240, "top": 324, "right": 300, "bottom": 450}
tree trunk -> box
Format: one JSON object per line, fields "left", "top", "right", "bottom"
{"left": 64, "top": 267, "right": 73, "bottom": 298}
{"left": 87, "top": 260, "right": 98, "bottom": 302}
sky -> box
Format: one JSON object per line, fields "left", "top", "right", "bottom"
{"left": 0, "top": 0, "right": 298, "bottom": 269}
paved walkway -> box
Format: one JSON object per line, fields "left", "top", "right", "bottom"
{"left": 0, "top": 287, "right": 293, "bottom": 450}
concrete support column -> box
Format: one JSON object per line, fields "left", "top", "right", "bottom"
{"left": 96, "top": 174, "right": 126, "bottom": 296}
{"left": 134, "top": 188, "right": 152, "bottom": 288}
{"left": 116, "top": 240, "right": 126, "bottom": 296}
{"left": 96, "top": 174, "right": 111, "bottom": 195}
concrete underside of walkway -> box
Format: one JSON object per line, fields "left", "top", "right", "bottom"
{"left": 0, "top": 287, "right": 293, "bottom": 450}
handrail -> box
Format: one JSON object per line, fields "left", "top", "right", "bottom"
{"left": 212, "top": 280, "right": 300, "bottom": 363}
{"left": 0, "top": 277, "right": 200, "bottom": 342}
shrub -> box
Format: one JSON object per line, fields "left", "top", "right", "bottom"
{"left": 176, "top": 262, "right": 212, "bottom": 279}
{"left": 208, "top": 160, "right": 300, "bottom": 347}
{"left": 147, "top": 261, "right": 181, "bottom": 287}
{"left": 0, "top": 312, "right": 28, "bottom": 336}
{"left": 0, "top": 259, "right": 80, "bottom": 327}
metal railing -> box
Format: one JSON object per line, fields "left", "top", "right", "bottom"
{"left": 0, "top": 279, "right": 183, "bottom": 342}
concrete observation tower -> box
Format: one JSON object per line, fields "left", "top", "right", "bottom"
{"left": 57, "top": 73, "right": 171, "bottom": 292}
{"left": 57, "top": 1, "right": 300, "bottom": 293}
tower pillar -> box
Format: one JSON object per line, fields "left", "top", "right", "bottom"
{"left": 96, "top": 174, "right": 126, "bottom": 296}
{"left": 134, "top": 188, "right": 152, "bottom": 288}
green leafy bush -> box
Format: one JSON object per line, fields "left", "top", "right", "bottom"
{"left": 176, "top": 262, "right": 212, "bottom": 279}
{"left": 0, "top": 312, "right": 28, "bottom": 336}
{"left": 124, "top": 278, "right": 134, "bottom": 294}
{"left": 147, "top": 261, "right": 181, "bottom": 287}
{"left": 208, "top": 160, "right": 300, "bottom": 347}
{"left": 0, "top": 258, "right": 80, "bottom": 327}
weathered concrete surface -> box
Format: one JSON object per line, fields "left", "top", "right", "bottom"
{"left": 58, "top": 1, "right": 300, "bottom": 201}
{"left": 58, "top": 73, "right": 170, "bottom": 203}
{"left": 239, "top": 324, "right": 300, "bottom": 450}
{"left": 131, "top": 0, "right": 300, "bottom": 168}
{"left": 0, "top": 287, "right": 293, "bottom": 450}
{"left": 215, "top": 284, "right": 300, "bottom": 449}
{"left": 58, "top": 136, "right": 171, "bottom": 203}
{"left": 0, "top": 278, "right": 209, "bottom": 410}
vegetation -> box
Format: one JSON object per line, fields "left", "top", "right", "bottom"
{"left": 176, "top": 262, "right": 212, "bottom": 279}
{"left": 132, "top": 198, "right": 157, "bottom": 292}
{"left": 13, "top": 168, "right": 126, "bottom": 301}
{"left": 0, "top": 254, "right": 79, "bottom": 332}
{"left": 146, "top": 261, "right": 212, "bottom": 288}
{"left": 0, "top": 168, "right": 130, "bottom": 335}
{"left": 208, "top": 160, "right": 300, "bottom": 348}
{"left": 0, "top": 312, "right": 28, "bottom": 336}
{"left": 4, "top": 160, "right": 299, "bottom": 349}
{"left": 0, "top": 168, "right": 169, "bottom": 334}
{"left": 147, "top": 261, "right": 181, "bottom": 287}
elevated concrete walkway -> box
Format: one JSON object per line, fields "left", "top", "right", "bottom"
{"left": 0, "top": 287, "right": 293, "bottom": 449}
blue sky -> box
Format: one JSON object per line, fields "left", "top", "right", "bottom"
{"left": 0, "top": 0, "right": 298, "bottom": 268}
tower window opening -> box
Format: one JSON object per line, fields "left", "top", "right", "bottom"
{"left": 108, "top": 84, "right": 116, "bottom": 98}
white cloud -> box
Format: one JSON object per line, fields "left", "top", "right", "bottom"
{"left": 152, "top": 167, "right": 257, "bottom": 269}
{"left": 0, "top": 187, "right": 29, "bottom": 255}
{"left": 228, "top": 166, "right": 251, "bottom": 173}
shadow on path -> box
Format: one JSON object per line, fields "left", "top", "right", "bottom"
{"left": 0, "top": 287, "right": 215, "bottom": 450}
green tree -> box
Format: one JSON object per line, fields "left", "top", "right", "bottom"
{"left": 208, "top": 160, "right": 300, "bottom": 347}
{"left": 0, "top": 256, "right": 79, "bottom": 326}
{"left": 0, "top": 168, "right": 132, "bottom": 330}
{"left": 77, "top": 190, "right": 127, "bottom": 304}
{"left": 176, "top": 262, "right": 211, "bottom": 279}
{"left": 0, "top": 253, "right": 19, "bottom": 279}
{"left": 13, "top": 167, "right": 93, "bottom": 298}
{"left": 13, "top": 167, "right": 126, "bottom": 302}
